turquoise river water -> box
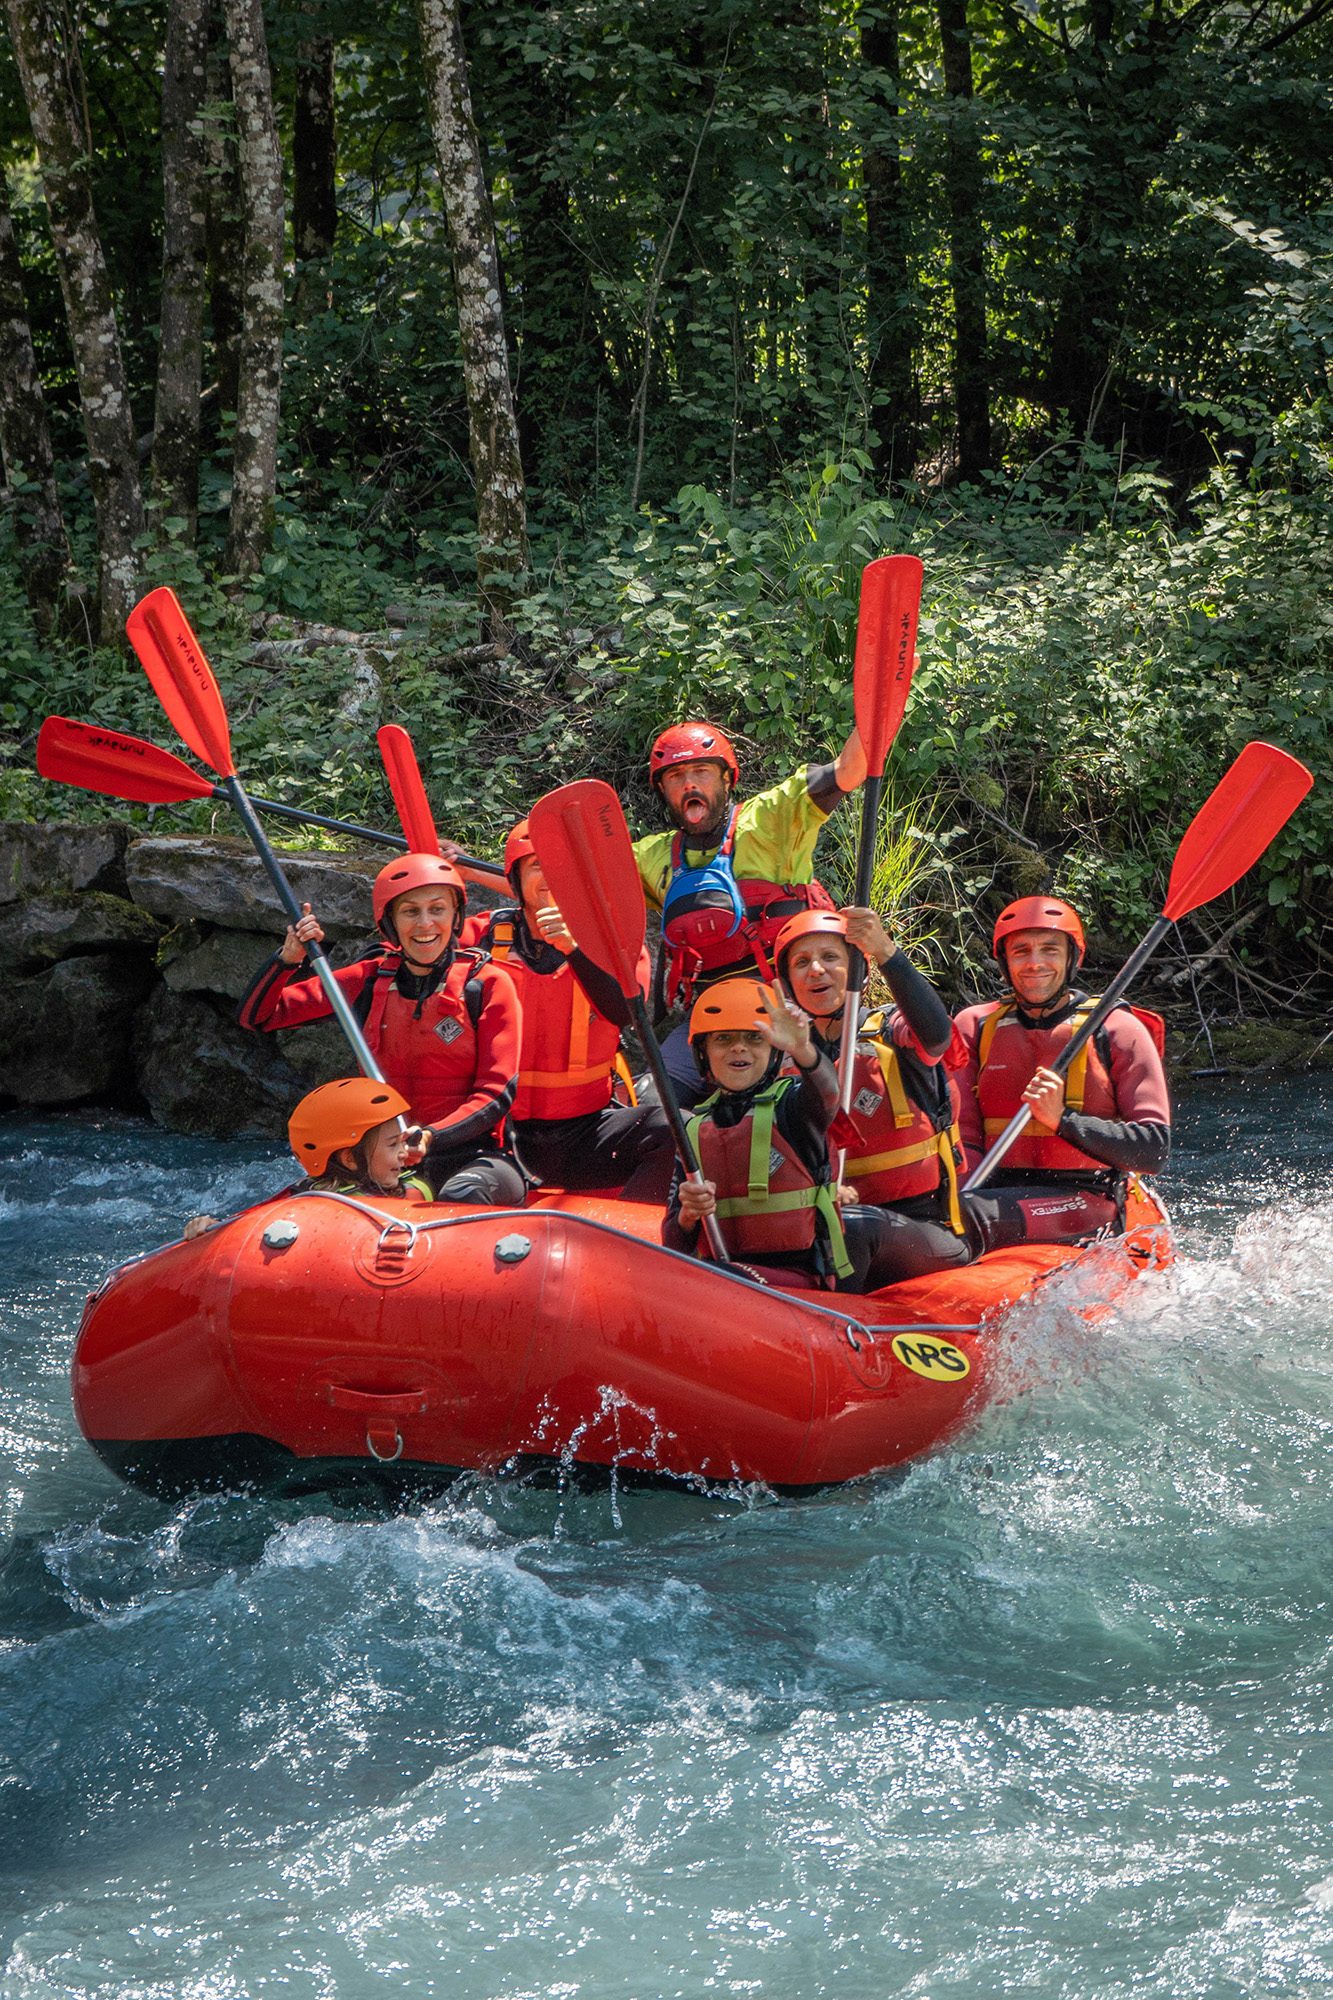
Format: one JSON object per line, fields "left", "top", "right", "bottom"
{"left": 0, "top": 1077, "right": 1330, "bottom": 1999}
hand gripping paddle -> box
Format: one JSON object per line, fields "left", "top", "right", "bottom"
{"left": 835, "top": 554, "right": 924, "bottom": 1167}
{"left": 124, "top": 586, "right": 389, "bottom": 1084}
{"left": 964, "top": 739, "right": 1315, "bottom": 1193}
{"left": 528, "top": 778, "right": 732, "bottom": 1265}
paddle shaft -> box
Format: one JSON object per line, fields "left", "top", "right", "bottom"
{"left": 963, "top": 915, "right": 1171, "bottom": 1193}
{"left": 627, "top": 993, "right": 732, "bottom": 1265}
{"left": 215, "top": 788, "right": 505, "bottom": 877}
{"left": 221, "top": 774, "right": 389, "bottom": 1084}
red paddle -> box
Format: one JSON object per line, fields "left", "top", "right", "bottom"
{"left": 38, "top": 714, "right": 506, "bottom": 874}
{"left": 965, "top": 739, "right": 1315, "bottom": 1192}
{"left": 528, "top": 779, "right": 731, "bottom": 1265}
{"left": 376, "top": 724, "right": 441, "bottom": 855}
{"left": 835, "top": 554, "right": 924, "bottom": 1163}
{"left": 124, "top": 587, "right": 389, "bottom": 1086}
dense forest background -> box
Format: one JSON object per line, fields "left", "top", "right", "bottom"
{"left": 0, "top": 0, "right": 1329, "bottom": 1015}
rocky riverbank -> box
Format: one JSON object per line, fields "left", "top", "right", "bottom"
{"left": 0, "top": 822, "right": 499, "bottom": 1137}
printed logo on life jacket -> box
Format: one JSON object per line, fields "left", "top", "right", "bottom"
{"left": 854, "top": 1087, "right": 883, "bottom": 1117}
{"left": 768, "top": 1147, "right": 785, "bottom": 1176}
{"left": 891, "top": 1334, "right": 971, "bottom": 1382}
{"left": 434, "top": 1016, "right": 463, "bottom": 1044}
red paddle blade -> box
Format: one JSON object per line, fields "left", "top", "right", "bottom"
{"left": 125, "top": 587, "right": 234, "bottom": 776}
{"left": 1163, "top": 740, "right": 1314, "bottom": 922}
{"left": 853, "top": 554, "right": 923, "bottom": 775}
{"left": 37, "top": 716, "right": 216, "bottom": 806}
{"left": 376, "top": 725, "right": 441, "bottom": 853}
{"left": 528, "top": 780, "right": 647, "bottom": 1000}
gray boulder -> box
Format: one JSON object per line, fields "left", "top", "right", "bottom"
{"left": 126, "top": 836, "right": 380, "bottom": 937}
{"left": 132, "top": 985, "right": 313, "bottom": 1138}
{"left": 0, "top": 822, "right": 129, "bottom": 904}
{"left": 0, "top": 891, "right": 163, "bottom": 972}
{"left": 0, "top": 953, "right": 155, "bottom": 1105}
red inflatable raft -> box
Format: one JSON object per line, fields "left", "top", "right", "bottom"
{"left": 72, "top": 1181, "right": 1171, "bottom": 1497}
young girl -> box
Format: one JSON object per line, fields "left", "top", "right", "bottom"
{"left": 288, "top": 1077, "right": 433, "bottom": 1200}
{"left": 663, "top": 978, "right": 853, "bottom": 1286}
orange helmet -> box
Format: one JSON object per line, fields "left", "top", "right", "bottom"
{"left": 688, "top": 977, "right": 769, "bottom": 1040}
{"left": 503, "top": 818, "right": 535, "bottom": 887}
{"left": 648, "top": 722, "right": 739, "bottom": 790}
{"left": 992, "top": 896, "right": 1085, "bottom": 968}
{"left": 773, "top": 908, "right": 853, "bottom": 985}
{"left": 288, "top": 1077, "right": 411, "bottom": 1176}
{"left": 372, "top": 852, "right": 465, "bottom": 939}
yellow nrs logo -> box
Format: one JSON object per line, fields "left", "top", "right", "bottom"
{"left": 891, "top": 1334, "right": 970, "bottom": 1382}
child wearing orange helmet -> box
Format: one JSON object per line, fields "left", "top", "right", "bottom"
{"left": 663, "top": 978, "right": 853, "bottom": 1284}
{"left": 287, "top": 1078, "right": 432, "bottom": 1199}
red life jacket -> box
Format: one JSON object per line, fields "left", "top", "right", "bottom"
{"left": 840, "top": 1013, "right": 965, "bottom": 1230}
{"left": 973, "top": 997, "right": 1163, "bottom": 1174}
{"left": 685, "top": 1078, "right": 851, "bottom": 1277}
{"left": 661, "top": 807, "right": 835, "bottom": 1004}
{"left": 363, "top": 951, "right": 493, "bottom": 1129}
{"left": 479, "top": 911, "right": 624, "bottom": 1121}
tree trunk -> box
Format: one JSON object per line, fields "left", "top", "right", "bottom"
{"left": 204, "top": 18, "right": 244, "bottom": 429}
{"left": 938, "top": 0, "right": 990, "bottom": 478}
{"left": 415, "top": 0, "right": 528, "bottom": 640}
{"left": 3, "top": 0, "right": 144, "bottom": 639}
{"left": 152, "top": 0, "right": 212, "bottom": 540}
{"left": 860, "top": 0, "right": 917, "bottom": 484}
{"left": 293, "top": 14, "right": 336, "bottom": 315}
{"left": 0, "top": 170, "right": 69, "bottom": 633}
{"left": 223, "top": 0, "right": 285, "bottom": 577}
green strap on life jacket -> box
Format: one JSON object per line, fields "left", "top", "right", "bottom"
{"left": 687, "top": 1078, "right": 852, "bottom": 1279}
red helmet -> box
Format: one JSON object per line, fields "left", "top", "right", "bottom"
{"left": 288, "top": 1076, "right": 411, "bottom": 1176}
{"left": 773, "top": 908, "right": 852, "bottom": 984}
{"left": 648, "top": 722, "right": 739, "bottom": 790}
{"left": 372, "top": 852, "right": 465, "bottom": 938}
{"left": 992, "top": 896, "right": 1086, "bottom": 968}
{"left": 503, "top": 818, "right": 535, "bottom": 887}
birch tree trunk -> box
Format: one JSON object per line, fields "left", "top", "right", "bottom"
{"left": 415, "top": 0, "right": 528, "bottom": 640}
{"left": 3, "top": 0, "right": 144, "bottom": 638}
{"left": 938, "top": 0, "right": 990, "bottom": 478}
{"left": 222, "top": 0, "right": 284, "bottom": 577}
{"left": 0, "top": 171, "right": 69, "bottom": 633}
{"left": 152, "top": 0, "right": 212, "bottom": 540}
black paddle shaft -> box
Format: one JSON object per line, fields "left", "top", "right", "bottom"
{"left": 221, "top": 773, "right": 389, "bottom": 1084}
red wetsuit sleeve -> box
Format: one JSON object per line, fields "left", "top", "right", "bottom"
{"left": 951, "top": 1004, "right": 988, "bottom": 1167}
{"left": 1057, "top": 1008, "right": 1171, "bottom": 1173}
{"left": 422, "top": 960, "right": 522, "bottom": 1155}
{"left": 237, "top": 953, "right": 377, "bottom": 1032}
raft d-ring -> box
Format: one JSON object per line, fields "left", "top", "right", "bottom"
{"left": 366, "top": 1424, "right": 404, "bottom": 1462}
{"left": 376, "top": 1216, "right": 418, "bottom": 1254}
{"left": 844, "top": 1323, "right": 863, "bottom": 1352}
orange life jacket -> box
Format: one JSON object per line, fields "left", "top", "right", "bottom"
{"left": 686, "top": 1078, "right": 851, "bottom": 1277}
{"left": 841, "top": 1013, "right": 965, "bottom": 1231}
{"left": 973, "top": 997, "right": 1162, "bottom": 1175}
{"left": 480, "top": 912, "right": 631, "bottom": 1121}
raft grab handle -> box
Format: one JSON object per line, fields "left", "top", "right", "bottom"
{"left": 322, "top": 1383, "right": 431, "bottom": 1417}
